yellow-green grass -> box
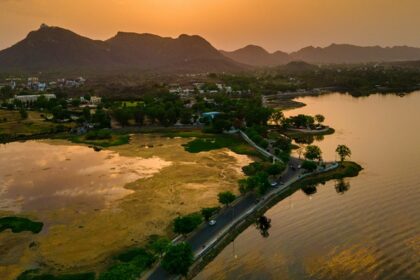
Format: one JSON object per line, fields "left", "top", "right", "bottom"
{"left": 0, "top": 110, "right": 74, "bottom": 136}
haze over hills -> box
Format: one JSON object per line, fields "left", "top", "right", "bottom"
{"left": 0, "top": 25, "right": 244, "bottom": 74}
{"left": 222, "top": 44, "right": 420, "bottom": 66}
{"left": 1, "top": 24, "right": 420, "bottom": 74}
{"left": 220, "top": 45, "right": 289, "bottom": 67}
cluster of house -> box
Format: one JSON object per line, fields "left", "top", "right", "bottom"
{"left": 2, "top": 76, "right": 86, "bottom": 91}
{"left": 168, "top": 82, "right": 233, "bottom": 98}
{"left": 10, "top": 93, "right": 101, "bottom": 108}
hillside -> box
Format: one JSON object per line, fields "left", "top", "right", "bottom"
{"left": 223, "top": 44, "right": 420, "bottom": 66}
{"left": 0, "top": 25, "right": 243, "bottom": 74}
{"left": 220, "top": 45, "right": 289, "bottom": 67}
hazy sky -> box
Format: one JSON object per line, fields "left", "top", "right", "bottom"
{"left": 1, "top": 0, "right": 419, "bottom": 52}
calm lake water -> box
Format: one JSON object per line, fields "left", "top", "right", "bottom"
{"left": 196, "top": 92, "right": 420, "bottom": 280}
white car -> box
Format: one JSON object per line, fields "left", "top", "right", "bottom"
{"left": 208, "top": 220, "right": 216, "bottom": 226}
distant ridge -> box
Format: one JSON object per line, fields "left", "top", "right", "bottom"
{"left": 222, "top": 43, "right": 420, "bottom": 66}
{"left": 1, "top": 24, "right": 420, "bottom": 73}
{"left": 0, "top": 25, "right": 244, "bottom": 74}
{"left": 220, "top": 45, "right": 289, "bottom": 66}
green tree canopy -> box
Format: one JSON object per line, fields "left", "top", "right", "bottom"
{"left": 218, "top": 191, "right": 236, "bottom": 206}
{"left": 336, "top": 144, "right": 351, "bottom": 162}
{"left": 301, "top": 160, "right": 317, "bottom": 172}
{"left": 304, "top": 145, "right": 322, "bottom": 161}
{"left": 266, "top": 163, "right": 286, "bottom": 176}
{"left": 162, "top": 243, "right": 194, "bottom": 276}
{"left": 315, "top": 114, "right": 325, "bottom": 124}
{"left": 201, "top": 207, "right": 220, "bottom": 221}
{"left": 173, "top": 213, "right": 203, "bottom": 235}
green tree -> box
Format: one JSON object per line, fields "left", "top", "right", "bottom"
{"left": 239, "top": 172, "right": 270, "bottom": 196}
{"left": 266, "top": 163, "right": 286, "bottom": 176}
{"left": 201, "top": 207, "right": 220, "bottom": 221}
{"left": 147, "top": 235, "right": 170, "bottom": 257}
{"left": 301, "top": 160, "right": 317, "bottom": 172}
{"left": 315, "top": 114, "right": 325, "bottom": 125}
{"left": 271, "top": 110, "right": 284, "bottom": 126}
{"left": 162, "top": 243, "right": 194, "bottom": 276}
{"left": 92, "top": 108, "right": 111, "bottom": 128}
{"left": 304, "top": 145, "right": 322, "bottom": 161}
{"left": 113, "top": 108, "right": 132, "bottom": 126}
{"left": 180, "top": 109, "right": 193, "bottom": 125}
{"left": 19, "top": 107, "right": 28, "bottom": 119}
{"left": 173, "top": 213, "right": 203, "bottom": 235}
{"left": 336, "top": 144, "right": 351, "bottom": 162}
{"left": 133, "top": 106, "right": 145, "bottom": 125}
{"left": 0, "top": 85, "right": 13, "bottom": 99}
{"left": 273, "top": 135, "right": 292, "bottom": 152}
{"left": 218, "top": 191, "right": 236, "bottom": 207}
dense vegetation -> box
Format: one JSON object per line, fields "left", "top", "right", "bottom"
{"left": 17, "top": 271, "right": 95, "bottom": 280}
{"left": 0, "top": 216, "right": 43, "bottom": 233}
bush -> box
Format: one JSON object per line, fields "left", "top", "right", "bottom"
{"left": 99, "top": 247, "right": 155, "bottom": 280}
{"left": 242, "top": 162, "right": 264, "bottom": 176}
{"left": 173, "top": 213, "right": 203, "bottom": 235}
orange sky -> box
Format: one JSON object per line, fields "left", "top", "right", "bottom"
{"left": 1, "top": 0, "right": 419, "bottom": 52}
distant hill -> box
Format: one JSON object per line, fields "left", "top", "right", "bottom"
{"left": 220, "top": 45, "right": 290, "bottom": 67}
{"left": 289, "top": 44, "right": 420, "bottom": 64}
{"left": 278, "top": 61, "right": 319, "bottom": 72}
{"left": 2, "top": 25, "right": 420, "bottom": 73}
{"left": 0, "top": 25, "right": 244, "bottom": 74}
{"left": 223, "top": 44, "right": 420, "bottom": 66}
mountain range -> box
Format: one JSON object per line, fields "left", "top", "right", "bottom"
{"left": 1, "top": 24, "right": 420, "bottom": 74}
{"left": 0, "top": 25, "right": 243, "bottom": 73}
{"left": 221, "top": 44, "right": 420, "bottom": 66}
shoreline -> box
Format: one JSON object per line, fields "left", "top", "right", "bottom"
{"left": 185, "top": 161, "right": 362, "bottom": 279}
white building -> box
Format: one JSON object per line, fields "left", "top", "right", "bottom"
{"left": 14, "top": 94, "right": 56, "bottom": 104}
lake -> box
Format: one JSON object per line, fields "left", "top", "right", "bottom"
{"left": 196, "top": 92, "right": 420, "bottom": 280}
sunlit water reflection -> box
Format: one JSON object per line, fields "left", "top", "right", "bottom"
{"left": 196, "top": 92, "right": 420, "bottom": 280}
{"left": 0, "top": 141, "right": 171, "bottom": 212}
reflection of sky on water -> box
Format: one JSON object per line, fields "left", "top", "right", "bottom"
{"left": 196, "top": 92, "right": 420, "bottom": 280}
{"left": 0, "top": 141, "right": 171, "bottom": 212}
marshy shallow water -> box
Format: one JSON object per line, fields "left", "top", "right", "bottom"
{"left": 0, "top": 135, "right": 252, "bottom": 279}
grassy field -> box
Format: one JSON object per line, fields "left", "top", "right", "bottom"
{"left": 163, "top": 131, "right": 261, "bottom": 158}
{"left": 0, "top": 135, "right": 253, "bottom": 280}
{"left": 121, "top": 101, "right": 145, "bottom": 107}
{"left": 0, "top": 217, "right": 43, "bottom": 234}
{"left": 0, "top": 110, "right": 74, "bottom": 136}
